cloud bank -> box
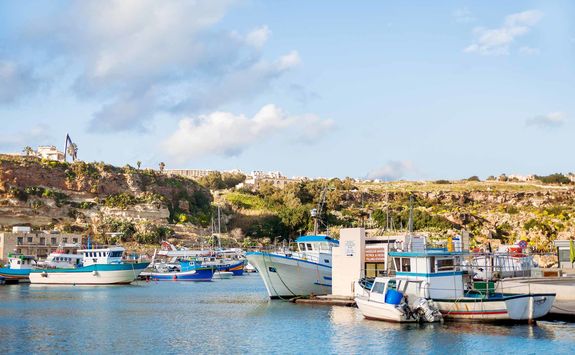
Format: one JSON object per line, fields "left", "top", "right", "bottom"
{"left": 163, "top": 104, "right": 334, "bottom": 162}
{"left": 366, "top": 160, "right": 416, "bottom": 181}
{"left": 5, "top": 1, "right": 303, "bottom": 133}
{"left": 526, "top": 112, "right": 566, "bottom": 128}
{"left": 465, "top": 10, "right": 543, "bottom": 55}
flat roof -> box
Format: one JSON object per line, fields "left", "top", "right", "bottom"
{"left": 296, "top": 235, "right": 339, "bottom": 244}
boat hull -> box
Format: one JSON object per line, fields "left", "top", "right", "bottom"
{"left": 0, "top": 268, "right": 31, "bottom": 283}
{"left": 434, "top": 293, "right": 556, "bottom": 321}
{"left": 355, "top": 297, "right": 416, "bottom": 323}
{"left": 29, "top": 263, "right": 149, "bottom": 285}
{"left": 246, "top": 252, "right": 332, "bottom": 299}
{"left": 141, "top": 268, "right": 214, "bottom": 281}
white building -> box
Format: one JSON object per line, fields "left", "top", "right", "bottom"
{"left": 36, "top": 146, "right": 65, "bottom": 162}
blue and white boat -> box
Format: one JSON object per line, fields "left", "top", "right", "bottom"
{"left": 29, "top": 246, "right": 149, "bottom": 285}
{"left": 356, "top": 236, "right": 556, "bottom": 322}
{"left": 0, "top": 253, "right": 36, "bottom": 283}
{"left": 246, "top": 235, "right": 338, "bottom": 299}
{"left": 140, "top": 260, "right": 214, "bottom": 281}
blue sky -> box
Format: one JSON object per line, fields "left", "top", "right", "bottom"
{"left": 0, "top": 0, "right": 573, "bottom": 180}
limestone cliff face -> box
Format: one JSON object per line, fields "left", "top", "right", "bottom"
{"left": 0, "top": 155, "right": 211, "bottom": 233}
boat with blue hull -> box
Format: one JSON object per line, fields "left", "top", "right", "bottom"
{"left": 140, "top": 260, "right": 214, "bottom": 281}
{"left": 0, "top": 254, "right": 36, "bottom": 283}
{"left": 210, "top": 259, "right": 246, "bottom": 276}
{"left": 246, "top": 235, "right": 338, "bottom": 299}
{"left": 29, "top": 246, "right": 149, "bottom": 285}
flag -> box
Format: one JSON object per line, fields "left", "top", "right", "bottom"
{"left": 64, "top": 134, "right": 78, "bottom": 161}
{"left": 570, "top": 239, "right": 575, "bottom": 265}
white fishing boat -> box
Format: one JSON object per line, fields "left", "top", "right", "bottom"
{"left": 29, "top": 246, "right": 149, "bottom": 285}
{"left": 364, "top": 235, "right": 556, "bottom": 322}
{"left": 355, "top": 278, "right": 442, "bottom": 323}
{"left": 246, "top": 235, "right": 338, "bottom": 299}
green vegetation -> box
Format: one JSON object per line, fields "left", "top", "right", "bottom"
{"left": 197, "top": 171, "right": 246, "bottom": 190}
{"left": 534, "top": 173, "right": 572, "bottom": 185}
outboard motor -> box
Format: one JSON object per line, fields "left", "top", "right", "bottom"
{"left": 412, "top": 298, "right": 443, "bottom": 323}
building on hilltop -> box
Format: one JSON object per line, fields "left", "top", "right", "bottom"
{"left": 164, "top": 169, "right": 217, "bottom": 179}
{"left": 36, "top": 146, "right": 65, "bottom": 162}
{"left": 0, "top": 227, "right": 84, "bottom": 261}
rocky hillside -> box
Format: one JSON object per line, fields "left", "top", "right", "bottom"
{"left": 0, "top": 155, "right": 212, "bottom": 244}
{"left": 220, "top": 178, "right": 575, "bottom": 253}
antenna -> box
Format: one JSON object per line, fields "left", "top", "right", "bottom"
{"left": 408, "top": 195, "right": 414, "bottom": 234}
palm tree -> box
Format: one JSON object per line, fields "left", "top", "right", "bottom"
{"left": 159, "top": 162, "right": 165, "bottom": 173}
{"left": 136, "top": 161, "right": 142, "bottom": 170}
{"left": 22, "top": 146, "right": 34, "bottom": 156}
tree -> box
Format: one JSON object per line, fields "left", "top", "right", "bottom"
{"left": 136, "top": 161, "right": 141, "bottom": 170}
{"left": 159, "top": 162, "right": 165, "bottom": 173}
{"left": 23, "top": 146, "right": 34, "bottom": 156}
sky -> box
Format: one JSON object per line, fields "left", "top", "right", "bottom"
{"left": 0, "top": 0, "right": 574, "bottom": 180}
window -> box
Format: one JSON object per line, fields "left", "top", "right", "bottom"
{"left": 306, "top": 243, "right": 313, "bottom": 251}
{"left": 39, "top": 237, "right": 45, "bottom": 245}
{"left": 268, "top": 267, "right": 277, "bottom": 273}
{"left": 401, "top": 258, "right": 411, "bottom": 272}
{"left": 72, "top": 238, "right": 78, "bottom": 243}
{"left": 51, "top": 238, "right": 57, "bottom": 245}
{"left": 299, "top": 243, "right": 305, "bottom": 251}
{"left": 27, "top": 237, "right": 33, "bottom": 243}
{"left": 63, "top": 238, "right": 68, "bottom": 243}
{"left": 437, "top": 258, "right": 455, "bottom": 271}
{"left": 559, "top": 249, "right": 571, "bottom": 263}
{"left": 372, "top": 282, "right": 385, "bottom": 294}
{"left": 17, "top": 237, "right": 23, "bottom": 245}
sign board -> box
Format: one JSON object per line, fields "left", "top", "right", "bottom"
{"left": 345, "top": 240, "right": 355, "bottom": 256}
{"left": 365, "top": 248, "right": 386, "bottom": 262}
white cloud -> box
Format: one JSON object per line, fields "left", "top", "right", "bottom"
{"left": 0, "top": 61, "right": 40, "bottom": 104}
{"left": 244, "top": 26, "right": 271, "bottom": 49}
{"left": 11, "top": 1, "right": 301, "bottom": 132}
{"left": 464, "top": 10, "right": 543, "bottom": 55}
{"left": 366, "top": 160, "right": 416, "bottom": 181}
{"left": 519, "top": 46, "right": 540, "bottom": 55}
{"left": 0, "top": 124, "right": 51, "bottom": 150}
{"left": 526, "top": 112, "right": 566, "bottom": 128}
{"left": 162, "top": 105, "right": 334, "bottom": 162}
{"left": 453, "top": 8, "right": 475, "bottom": 23}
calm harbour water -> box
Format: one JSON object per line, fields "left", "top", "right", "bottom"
{"left": 1, "top": 274, "right": 574, "bottom": 354}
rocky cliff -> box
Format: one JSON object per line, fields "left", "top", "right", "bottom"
{"left": 0, "top": 155, "right": 212, "bottom": 244}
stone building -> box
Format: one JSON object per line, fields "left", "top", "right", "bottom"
{"left": 0, "top": 229, "right": 84, "bottom": 261}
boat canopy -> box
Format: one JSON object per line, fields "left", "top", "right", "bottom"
{"left": 296, "top": 235, "right": 339, "bottom": 244}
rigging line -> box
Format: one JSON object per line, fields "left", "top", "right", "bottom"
{"left": 261, "top": 251, "right": 296, "bottom": 301}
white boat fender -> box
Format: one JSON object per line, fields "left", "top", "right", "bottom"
{"left": 41, "top": 271, "right": 48, "bottom": 278}
{"left": 92, "top": 270, "right": 98, "bottom": 276}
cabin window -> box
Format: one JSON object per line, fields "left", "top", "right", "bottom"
{"left": 437, "top": 258, "right": 454, "bottom": 271}
{"left": 306, "top": 243, "right": 313, "bottom": 251}
{"left": 401, "top": 258, "right": 411, "bottom": 272}
{"left": 268, "top": 267, "right": 277, "bottom": 273}
{"left": 372, "top": 282, "right": 385, "bottom": 294}
{"left": 430, "top": 257, "right": 436, "bottom": 273}
{"left": 324, "top": 259, "right": 330, "bottom": 263}
{"left": 17, "top": 260, "right": 21, "bottom": 265}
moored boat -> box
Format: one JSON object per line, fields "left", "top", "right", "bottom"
{"left": 246, "top": 235, "right": 338, "bottom": 299}
{"left": 29, "top": 246, "right": 148, "bottom": 285}
{"left": 140, "top": 260, "right": 214, "bottom": 281}
{"left": 355, "top": 277, "right": 442, "bottom": 323}
{"left": 371, "top": 235, "right": 556, "bottom": 322}
{"left": 0, "top": 253, "right": 36, "bottom": 283}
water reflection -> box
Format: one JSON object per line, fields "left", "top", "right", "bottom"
{"left": 1, "top": 276, "right": 575, "bottom": 354}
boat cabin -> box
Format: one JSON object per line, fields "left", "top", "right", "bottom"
{"left": 296, "top": 235, "right": 339, "bottom": 266}
{"left": 296, "top": 235, "right": 339, "bottom": 252}
{"left": 389, "top": 247, "right": 467, "bottom": 299}
{"left": 367, "top": 277, "right": 425, "bottom": 305}
{"left": 78, "top": 247, "right": 125, "bottom": 266}
{"left": 8, "top": 254, "right": 36, "bottom": 270}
